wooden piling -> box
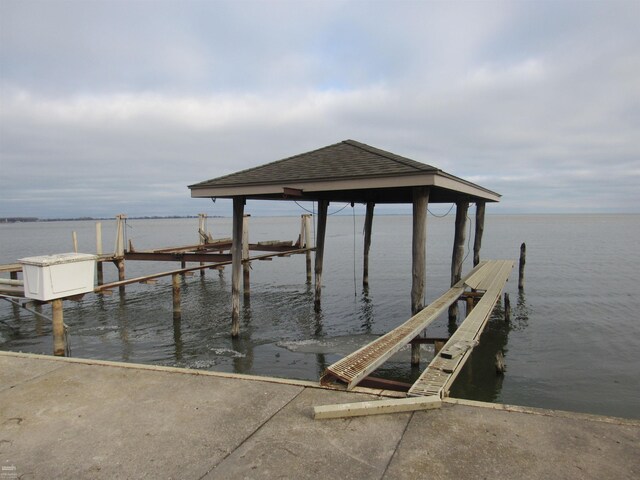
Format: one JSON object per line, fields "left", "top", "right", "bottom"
{"left": 242, "top": 214, "right": 250, "bottom": 299}
{"left": 411, "top": 341, "right": 421, "bottom": 366}
{"left": 518, "top": 242, "right": 526, "bottom": 290}
{"left": 51, "top": 298, "right": 65, "bottom": 356}
{"left": 473, "top": 201, "right": 485, "bottom": 267}
{"left": 303, "top": 214, "right": 312, "bottom": 284}
{"left": 96, "top": 222, "right": 104, "bottom": 285}
{"left": 172, "top": 273, "right": 181, "bottom": 320}
{"left": 411, "top": 187, "right": 429, "bottom": 315}
{"left": 504, "top": 292, "right": 511, "bottom": 322}
{"left": 449, "top": 200, "right": 469, "bottom": 322}
{"left": 231, "top": 197, "right": 245, "bottom": 336}
{"left": 116, "top": 259, "right": 125, "bottom": 294}
{"left": 466, "top": 296, "right": 475, "bottom": 317}
{"left": 72, "top": 231, "right": 78, "bottom": 253}
{"left": 198, "top": 213, "right": 207, "bottom": 277}
{"left": 314, "top": 200, "right": 329, "bottom": 312}
{"left": 363, "top": 202, "right": 375, "bottom": 288}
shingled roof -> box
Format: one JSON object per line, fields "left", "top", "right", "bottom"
{"left": 189, "top": 140, "right": 500, "bottom": 204}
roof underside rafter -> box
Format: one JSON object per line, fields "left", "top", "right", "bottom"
{"left": 189, "top": 140, "right": 501, "bottom": 204}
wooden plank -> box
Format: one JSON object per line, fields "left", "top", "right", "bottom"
{"left": 313, "top": 395, "right": 441, "bottom": 420}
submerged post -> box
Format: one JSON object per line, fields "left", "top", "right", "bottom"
{"left": 172, "top": 273, "right": 181, "bottom": 320}
{"left": 242, "top": 214, "right": 250, "bottom": 299}
{"left": 363, "top": 202, "right": 375, "bottom": 288}
{"left": 117, "top": 259, "right": 125, "bottom": 294}
{"left": 518, "top": 242, "right": 526, "bottom": 290}
{"left": 51, "top": 298, "right": 65, "bottom": 356}
{"left": 449, "top": 200, "right": 469, "bottom": 322}
{"left": 314, "top": 200, "right": 329, "bottom": 312}
{"left": 473, "top": 201, "right": 485, "bottom": 267}
{"left": 231, "top": 197, "right": 245, "bottom": 336}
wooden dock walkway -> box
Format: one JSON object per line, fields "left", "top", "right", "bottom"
{"left": 409, "top": 260, "right": 514, "bottom": 397}
{"left": 320, "top": 260, "right": 513, "bottom": 393}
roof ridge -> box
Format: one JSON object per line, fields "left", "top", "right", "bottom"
{"left": 342, "top": 139, "right": 436, "bottom": 172}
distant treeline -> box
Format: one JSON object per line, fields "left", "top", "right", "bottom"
{"left": 1, "top": 215, "right": 220, "bottom": 223}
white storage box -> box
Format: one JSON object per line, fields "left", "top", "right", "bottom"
{"left": 19, "top": 253, "right": 97, "bottom": 301}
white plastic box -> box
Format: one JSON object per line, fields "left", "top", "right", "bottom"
{"left": 19, "top": 253, "right": 97, "bottom": 301}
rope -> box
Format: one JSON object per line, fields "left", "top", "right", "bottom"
{"left": 352, "top": 204, "right": 357, "bottom": 297}
{"left": 428, "top": 203, "right": 455, "bottom": 218}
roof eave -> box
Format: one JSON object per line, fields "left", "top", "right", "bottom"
{"left": 190, "top": 171, "right": 501, "bottom": 203}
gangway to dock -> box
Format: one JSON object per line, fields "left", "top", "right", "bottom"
{"left": 320, "top": 260, "right": 511, "bottom": 391}
{"left": 408, "top": 259, "right": 513, "bottom": 397}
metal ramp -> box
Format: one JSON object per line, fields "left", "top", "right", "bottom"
{"left": 320, "top": 261, "right": 493, "bottom": 390}
{"left": 408, "top": 259, "right": 514, "bottom": 397}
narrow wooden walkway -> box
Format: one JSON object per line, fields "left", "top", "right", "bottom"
{"left": 408, "top": 260, "right": 514, "bottom": 397}
{"left": 320, "top": 261, "right": 502, "bottom": 390}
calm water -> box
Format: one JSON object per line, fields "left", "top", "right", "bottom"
{"left": 1, "top": 214, "right": 639, "bottom": 419}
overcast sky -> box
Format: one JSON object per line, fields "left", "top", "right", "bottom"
{"left": 1, "top": 0, "right": 639, "bottom": 218}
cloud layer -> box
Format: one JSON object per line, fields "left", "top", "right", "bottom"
{"left": 1, "top": 0, "right": 639, "bottom": 217}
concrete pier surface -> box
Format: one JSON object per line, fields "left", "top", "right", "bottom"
{"left": 1, "top": 351, "right": 639, "bottom": 479}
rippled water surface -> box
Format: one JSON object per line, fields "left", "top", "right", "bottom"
{"left": 1, "top": 213, "right": 639, "bottom": 419}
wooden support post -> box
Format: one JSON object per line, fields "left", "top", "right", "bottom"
{"left": 114, "top": 214, "right": 127, "bottom": 258}
{"left": 51, "top": 298, "right": 65, "bottom": 356}
{"left": 448, "top": 200, "right": 469, "bottom": 322}
{"left": 314, "top": 200, "right": 329, "bottom": 312}
{"left": 231, "top": 197, "right": 245, "bottom": 336}
{"left": 518, "top": 242, "right": 526, "bottom": 290}
{"left": 504, "top": 292, "right": 511, "bottom": 322}
{"left": 172, "top": 273, "right": 181, "bottom": 320}
{"left": 96, "top": 222, "right": 104, "bottom": 285}
{"left": 363, "top": 202, "right": 375, "bottom": 288}
{"left": 72, "top": 231, "right": 78, "bottom": 253}
{"left": 411, "top": 187, "right": 429, "bottom": 315}
{"left": 116, "top": 259, "right": 125, "bottom": 294}
{"left": 473, "top": 202, "right": 485, "bottom": 267}
{"left": 303, "top": 214, "right": 312, "bottom": 284}
{"left": 242, "top": 214, "right": 250, "bottom": 299}
{"left": 198, "top": 214, "right": 207, "bottom": 277}
{"left": 466, "top": 296, "right": 475, "bottom": 317}
{"left": 411, "top": 341, "right": 421, "bottom": 366}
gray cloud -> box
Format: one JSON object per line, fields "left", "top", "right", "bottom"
{"left": 1, "top": 0, "right": 639, "bottom": 218}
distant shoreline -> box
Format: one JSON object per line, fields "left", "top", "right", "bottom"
{"left": 0, "top": 215, "right": 218, "bottom": 224}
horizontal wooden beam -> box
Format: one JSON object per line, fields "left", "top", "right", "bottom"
{"left": 313, "top": 395, "right": 441, "bottom": 420}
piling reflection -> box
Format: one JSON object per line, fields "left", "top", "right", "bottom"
{"left": 359, "top": 287, "right": 374, "bottom": 332}
{"left": 449, "top": 291, "right": 530, "bottom": 402}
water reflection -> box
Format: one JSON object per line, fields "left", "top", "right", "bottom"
{"left": 359, "top": 287, "right": 374, "bottom": 332}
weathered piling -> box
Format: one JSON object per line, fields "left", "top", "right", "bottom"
{"left": 96, "top": 222, "right": 104, "bottom": 285}
{"left": 449, "top": 200, "right": 469, "bottom": 322}
{"left": 473, "top": 201, "right": 485, "bottom": 267}
{"left": 504, "top": 292, "right": 511, "bottom": 322}
{"left": 198, "top": 213, "right": 207, "bottom": 277}
{"left": 172, "top": 273, "right": 181, "bottom": 320}
{"left": 231, "top": 198, "right": 245, "bottom": 336}
{"left": 51, "top": 298, "right": 65, "bottom": 356}
{"left": 303, "top": 214, "right": 312, "bottom": 284}
{"left": 72, "top": 231, "right": 78, "bottom": 253}
{"left": 518, "top": 242, "right": 526, "bottom": 290}
{"left": 242, "top": 215, "right": 250, "bottom": 299}
{"left": 116, "top": 259, "right": 125, "bottom": 294}
{"left": 363, "top": 202, "right": 375, "bottom": 288}
{"left": 314, "top": 200, "right": 329, "bottom": 312}
{"left": 411, "top": 187, "right": 429, "bottom": 315}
